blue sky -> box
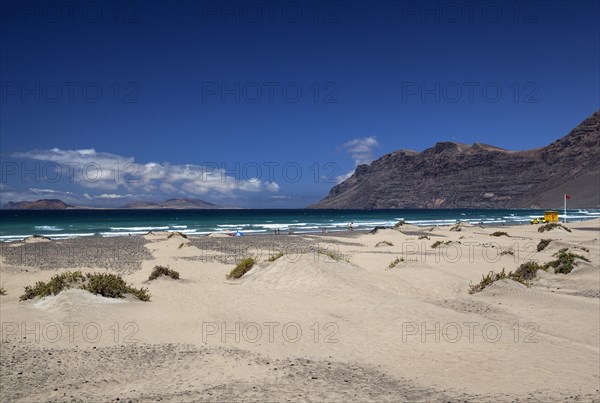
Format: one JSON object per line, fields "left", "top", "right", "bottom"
{"left": 1, "top": 0, "right": 598, "bottom": 208}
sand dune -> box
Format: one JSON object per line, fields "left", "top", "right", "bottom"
{"left": 1, "top": 219, "right": 599, "bottom": 401}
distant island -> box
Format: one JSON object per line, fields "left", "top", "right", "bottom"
{"left": 3, "top": 198, "right": 220, "bottom": 210}
{"left": 311, "top": 110, "right": 600, "bottom": 209}
{"left": 121, "top": 198, "right": 218, "bottom": 209}
{"left": 3, "top": 199, "right": 74, "bottom": 210}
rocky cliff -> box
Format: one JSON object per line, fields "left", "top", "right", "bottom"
{"left": 311, "top": 111, "right": 600, "bottom": 209}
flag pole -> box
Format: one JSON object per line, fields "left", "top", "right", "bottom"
{"left": 564, "top": 194, "right": 567, "bottom": 223}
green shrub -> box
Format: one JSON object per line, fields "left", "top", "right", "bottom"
{"left": 491, "top": 231, "right": 509, "bottom": 237}
{"left": 149, "top": 265, "right": 180, "bottom": 281}
{"left": 387, "top": 257, "right": 404, "bottom": 269}
{"left": 511, "top": 261, "right": 545, "bottom": 282}
{"left": 227, "top": 257, "right": 256, "bottom": 279}
{"left": 469, "top": 269, "right": 510, "bottom": 294}
{"left": 449, "top": 223, "right": 462, "bottom": 232}
{"left": 20, "top": 271, "right": 85, "bottom": 300}
{"left": 431, "top": 240, "right": 451, "bottom": 248}
{"left": 538, "top": 223, "right": 571, "bottom": 233}
{"left": 20, "top": 272, "right": 150, "bottom": 301}
{"left": 471, "top": 248, "right": 590, "bottom": 293}
{"left": 537, "top": 239, "right": 552, "bottom": 252}
{"left": 0, "top": 288, "right": 6, "bottom": 295}
{"left": 375, "top": 240, "right": 393, "bottom": 247}
{"left": 469, "top": 262, "right": 545, "bottom": 294}
{"left": 126, "top": 287, "right": 151, "bottom": 302}
{"left": 544, "top": 248, "right": 590, "bottom": 274}
{"left": 267, "top": 252, "right": 284, "bottom": 262}
{"left": 85, "top": 273, "right": 150, "bottom": 301}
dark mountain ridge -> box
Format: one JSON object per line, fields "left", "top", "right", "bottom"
{"left": 311, "top": 111, "right": 600, "bottom": 209}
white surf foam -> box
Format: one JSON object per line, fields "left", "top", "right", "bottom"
{"left": 34, "top": 225, "right": 64, "bottom": 231}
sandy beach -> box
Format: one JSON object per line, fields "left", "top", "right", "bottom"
{"left": 1, "top": 220, "right": 599, "bottom": 402}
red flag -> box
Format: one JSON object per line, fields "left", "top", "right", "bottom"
{"left": 565, "top": 194, "right": 571, "bottom": 199}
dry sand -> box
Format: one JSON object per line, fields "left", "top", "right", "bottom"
{"left": 1, "top": 220, "right": 599, "bottom": 402}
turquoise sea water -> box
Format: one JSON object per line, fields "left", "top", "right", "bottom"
{"left": 0, "top": 209, "right": 598, "bottom": 242}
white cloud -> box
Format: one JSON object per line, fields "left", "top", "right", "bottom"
{"left": 265, "top": 182, "right": 280, "bottom": 192}
{"left": 13, "top": 148, "right": 134, "bottom": 166}
{"left": 160, "top": 182, "right": 177, "bottom": 193}
{"left": 336, "top": 136, "right": 380, "bottom": 183}
{"left": 335, "top": 170, "right": 354, "bottom": 184}
{"left": 95, "top": 193, "right": 133, "bottom": 199}
{"left": 341, "top": 136, "right": 379, "bottom": 166}
{"left": 29, "top": 188, "right": 59, "bottom": 194}
{"left": 13, "top": 148, "right": 135, "bottom": 190}
{"left": 11, "top": 148, "right": 282, "bottom": 197}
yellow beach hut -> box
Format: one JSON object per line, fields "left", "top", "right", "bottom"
{"left": 543, "top": 211, "right": 559, "bottom": 223}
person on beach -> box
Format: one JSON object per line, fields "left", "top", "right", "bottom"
{"left": 348, "top": 222, "right": 354, "bottom": 231}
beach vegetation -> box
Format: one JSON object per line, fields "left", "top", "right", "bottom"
{"left": 83, "top": 273, "right": 151, "bottom": 301}
{"left": 537, "top": 239, "right": 552, "bottom": 252}
{"left": 388, "top": 257, "right": 404, "bottom": 269}
{"left": 267, "top": 251, "right": 284, "bottom": 262}
{"left": 227, "top": 257, "right": 256, "bottom": 279}
{"left": 20, "top": 271, "right": 85, "bottom": 300}
{"left": 317, "top": 248, "right": 348, "bottom": 262}
{"left": 469, "top": 261, "right": 545, "bottom": 294}
{"left": 469, "top": 269, "right": 510, "bottom": 293}
{"left": 449, "top": 223, "right": 462, "bottom": 232}
{"left": 20, "top": 271, "right": 150, "bottom": 301}
{"left": 500, "top": 249, "right": 514, "bottom": 256}
{"left": 0, "top": 288, "right": 6, "bottom": 295}
{"left": 470, "top": 247, "right": 591, "bottom": 292}
{"left": 490, "top": 231, "right": 509, "bottom": 237}
{"left": 511, "top": 261, "right": 545, "bottom": 281}
{"left": 538, "top": 223, "right": 571, "bottom": 233}
{"left": 431, "top": 240, "right": 451, "bottom": 248}
{"left": 418, "top": 235, "right": 430, "bottom": 240}
{"left": 544, "top": 248, "right": 590, "bottom": 274}
{"left": 394, "top": 220, "right": 406, "bottom": 228}
{"left": 149, "top": 265, "right": 180, "bottom": 281}
{"left": 167, "top": 231, "right": 188, "bottom": 239}
{"left": 375, "top": 240, "right": 393, "bottom": 247}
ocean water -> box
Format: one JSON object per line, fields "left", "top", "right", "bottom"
{"left": 0, "top": 208, "right": 598, "bottom": 242}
